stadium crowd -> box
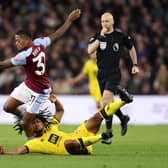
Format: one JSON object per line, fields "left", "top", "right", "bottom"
{"left": 0, "top": 0, "right": 168, "bottom": 95}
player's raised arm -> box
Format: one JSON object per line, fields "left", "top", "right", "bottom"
{"left": 49, "top": 8, "right": 81, "bottom": 42}
{"left": 49, "top": 94, "right": 64, "bottom": 122}
{"left": 0, "top": 59, "right": 14, "bottom": 69}
{"left": 68, "top": 72, "right": 86, "bottom": 85}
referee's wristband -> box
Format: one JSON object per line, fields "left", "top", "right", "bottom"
{"left": 97, "top": 35, "right": 105, "bottom": 41}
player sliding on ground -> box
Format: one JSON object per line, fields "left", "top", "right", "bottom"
{"left": 0, "top": 86, "right": 133, "bottom": 155}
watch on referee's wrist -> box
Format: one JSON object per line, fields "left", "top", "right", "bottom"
{"left": 133, "top": 64, "right": 138, "bottom": 67}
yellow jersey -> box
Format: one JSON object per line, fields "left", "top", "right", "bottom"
{"left": 24, "top": 119, "right": 94, "bottom": 155}
{"left": 82, "top": 59, "right": 101, "bottom": 102}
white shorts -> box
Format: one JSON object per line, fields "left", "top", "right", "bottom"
{"left": 10, "top": 82, "right": 51, "bottom": 114}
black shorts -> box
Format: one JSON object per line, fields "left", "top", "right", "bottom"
{"left": 97, "top": 69, "right": 121, "bottom": 94}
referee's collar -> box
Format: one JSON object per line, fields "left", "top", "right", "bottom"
{"left": 104, "top": 30, "right": 114, "bottom": 36}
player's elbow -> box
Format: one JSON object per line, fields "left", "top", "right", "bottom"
{"left": 87, "top": 46, "right": 94, "bottom": 55}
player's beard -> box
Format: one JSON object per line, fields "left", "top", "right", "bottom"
{"left": 34, "top": 129, "right": 45, "bottom": 137}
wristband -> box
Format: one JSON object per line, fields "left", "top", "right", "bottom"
{"left": 133, "top": 64, "right": 138, "bottom": 67}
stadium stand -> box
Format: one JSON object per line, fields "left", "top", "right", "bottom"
{"left": 0, "top": 0, "right": 167, "bottom": 94}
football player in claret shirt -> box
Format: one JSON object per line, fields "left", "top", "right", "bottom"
{"left": 0, "top": 9, "right": 81, "bottom": 138}
{"left": 0, "top": 88, "right": 133, "bottom": 155}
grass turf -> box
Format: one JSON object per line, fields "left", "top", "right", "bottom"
{"left": 0, "top": 124, "right": 168, "bottom": 168}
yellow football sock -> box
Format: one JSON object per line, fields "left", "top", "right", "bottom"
{"left": 98, "top": 100, "right": 125, "bottom": 119}
{"left": 79, "top": 135, "right": 101, "bottom": 147}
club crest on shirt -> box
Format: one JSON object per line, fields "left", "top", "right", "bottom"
{"left": 100, "top": 41, "right": 107, "bottom": 50}
{"left": 113, "top": 42, "right": 119, "bottom": 52}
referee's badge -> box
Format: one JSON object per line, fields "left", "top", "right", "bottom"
{"left": 113, "top": 43, "right": 119, "bottom": 52}
{"left": 100, "top": 41, "right": 107, "bottom": 50}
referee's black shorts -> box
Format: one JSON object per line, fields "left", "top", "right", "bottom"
{"left": 97, "top": 69, "right": 121, "bottom": 94}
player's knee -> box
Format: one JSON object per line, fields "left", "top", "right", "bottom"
{"left": 64, "top": 140, "right": 77, "bottom": 148}
{"left": 65, "top": 139, "right": 90, "bottom": 155}
{"left": 3, "top": 103, "right": 13, "bottom": 113}
{"left": 64, "top": 140, "right": 79, "bottom": 153}
{"left": 92, "top": 113, "right": 102, "bottom": 123}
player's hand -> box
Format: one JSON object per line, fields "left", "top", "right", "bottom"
{"left": 131, "top": 66, "right": 139, "bottom": 74}
{"left": 0, "top": 144, "right": 4, "bottom": 154}
{"left": 67, "top": 9, "right": 81, "bottom": 22}
{"left": 100, "top": 27, "right": 108, "bottom": 36}
{"left": 49, "top": 94, "right": 57, "bottom": 103}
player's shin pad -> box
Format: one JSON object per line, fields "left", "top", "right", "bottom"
{"left": 98, "top": 101, "right": 124, "bottom": 119}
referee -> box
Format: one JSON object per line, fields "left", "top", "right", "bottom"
{"left": 88, "top": 12, "right": 139, "bottom": 144}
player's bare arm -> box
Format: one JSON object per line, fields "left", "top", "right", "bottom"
{"left": 49, "top": 94, "right": 64, "bottom": 122}
{"left": 68, "top": 72, "right": 86, "bottom": 85}
{"left": 129, "top": 46, "right": 140, "bottom": 74}
{"left": 0, "top": 59, "right": 14, "bottom": 69}
{"left": 0, "top": 144, "right": 28, "bottom": 155}
{"left": 49, "top": 9, "right": 81, "bottom": 42}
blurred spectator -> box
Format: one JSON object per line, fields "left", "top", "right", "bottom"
{"left": 0, "top": 0, "right": 167, "bottom": 94}
{"left": 153, "top": 64, "right": 168, "bottom": 94}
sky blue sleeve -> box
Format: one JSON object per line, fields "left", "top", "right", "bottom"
{"left": 11, "top": 48, "right": 32, "bottom": 66}
{"left": 33, "top": 37, "right": 51, "bottom": 48}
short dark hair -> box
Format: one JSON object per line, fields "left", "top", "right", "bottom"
{"left": 16, "top": 30, "right": 32, "bottom": 39}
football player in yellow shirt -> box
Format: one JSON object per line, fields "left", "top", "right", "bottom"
{"left": 0, "top": 87, "right": 133, "bottom": 155}
{"left": 68, "top": 52, "right": 102, "bottom": 108}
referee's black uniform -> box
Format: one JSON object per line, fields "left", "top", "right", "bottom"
{"left": 88, "top": 29, "right": 133, "bottom": 94}
{"left": 88, "top": 29, "right": 134, "bottom": 142}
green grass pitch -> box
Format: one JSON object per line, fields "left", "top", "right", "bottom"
{"left": 0, "top": 124, "right": 168, "bottom": 168}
